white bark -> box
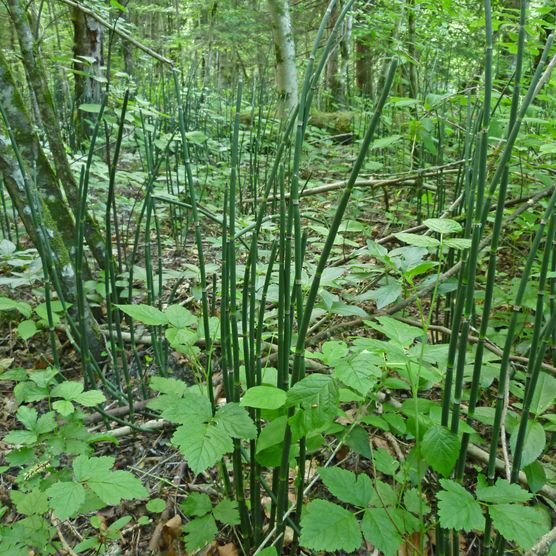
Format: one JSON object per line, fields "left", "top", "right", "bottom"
{"left": 268, "top": 0, "right": 298, "bottom": 116}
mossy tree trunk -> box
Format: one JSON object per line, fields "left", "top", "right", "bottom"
{"left": 71, "top": 5, "right": 104, "bottom": 143}
{"left": 0, "top": 134, "right": 105, "bottom": 364}
{"left": 7, "top": 0, "right": 106, "bottom": 269}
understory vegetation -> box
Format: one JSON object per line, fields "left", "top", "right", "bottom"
{"left": 0, "top": 0, "right": 555, "bottom": 554}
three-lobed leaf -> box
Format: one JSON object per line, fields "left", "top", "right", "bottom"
{"left": 437, "top": 479, "right": 485, "bottom": 532}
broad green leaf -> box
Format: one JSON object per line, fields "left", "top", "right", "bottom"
{"left": 73, "top": 390, "right": 106, "bottom": 407}
{"left": 46, "top": 482, "right": 86, "bottom": 521}
{"left": 529, "top": 372, "right": 556, "bottom": 415}
{"left": 476, "top": 478, "right": 532, "bottom": 504}
{"left": 394, "top": 232, "right": 440, "bottom": 248}
{"left": 510, "top": 420, "right": 546, "bottom": 469}
{"left": 318, "top": 467, "right": 372, "bottom": 507}
{"left": 73, "top": 455, "right": 115, "bottom": 482}
{"left": 172, "top": 423, "right": 232, "bottom": 475}
{"left": 53, "top": 400, "right": 75, "bottom": 416}
{"left": 17, "top": 319, "right": 37, "bottom": 340}
{"left": 367, "top": 283, "right": 402, "bottom": 309}
{"left": 300, "top": 499, "right": 362, "bottom": 553}
{"left": 371, "top": 134, "right": 401, "bottom": 150}
{"left": 523, "top": 461, "right": 546, "bottom": 493}
{"left": 367, "top": 316, "right": 424, "bottom": 346}
{"left": 256, "top": 416, "right": 288, "bottom": 466}
{"left": 443, "top": 238, "right": 472, "bottom": 250}
{"left": 329, "top": 301, "right": 369, "bottom": 318}
{"left": 257, "top": 549, "right": 278, "bottom": 556}
{"left": 369, "top": 480, "right": 398, "bottom": 508}
{"left": 4, "top": 429, "right": 38, "bottom": 445}
{"left": 183, "top": 514, "right": 217, "bottom": 551}
{"left": 489, "top": 504, "right": 548, "bottom": 551}
{"left": 423, "top": 218, "right": 462, "bottom": 235}
{"left": 146, "top": 498, "right": 166, "bottom": 513}
{"left": 0, "top": 297, "right": 32, "bottom": 317}
{"left": 215, "top": 403, "right": 257, "bottom": 439}
{"left": 333, "top": 351, "right": 381, "bottom": 396}
{"left": 150, "top": 376, "right": 189, "bottom": 396}
{"left": 240, "top": 385, "right": 287, "bottom": 410}
{"left": 286, "top": 374, "right": 339, "bottom": 427}
{"left": 181, "top": 492, "right": 212, "bottom": 517}
{"left": 157, "top": 391, "right": 212, "bottom": 425}
{"left": 361, "top": 508, "right": 403, "bottom": 556}
{"left": 16, "top": 405, "right": 38, "bottom": 430}
{"left": 116, "top": 304, "right": 168, "bottom": 325}
{"left": 86, "top": 470, "right": 148, "bottom": 505}
{"left": 213, "top": 498, "right": 240, "bottom": 525}
{"left": 35, "top": 411, "right": 57, "bottom": 434}
{"left": 421, "top": 425, "right": 460, "bottom": 477}
{"left": 51, "top": 381, "right": 83, "bottom": 400}
{"left": 78, "top": 103, "right": 102, "bottom": 113}
{"left": 315, "top": 341, "right": 349, "bottom": 365}
{"left": 11, "top": 489, "right": 49, "bottom": 516}
{"left": 437, "top": 479, "right": 485, "bottom": 531}
{"left": 345, "top": 425, "right": 373, "bottom": 459}
{"left": 164, "top": 304, "right": 196, "bottom": 328}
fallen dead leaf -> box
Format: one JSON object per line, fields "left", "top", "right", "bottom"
{"left": 217, "top": 543, "right": 239, "bottom": 556}
{"left": 160, "top": 514, "right": 182, "bottom": 556}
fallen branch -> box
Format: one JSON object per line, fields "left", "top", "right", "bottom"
{"left": 525, "top": 526, "right": 556, "bottom": 556}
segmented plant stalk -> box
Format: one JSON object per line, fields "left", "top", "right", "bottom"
{"left": 455, "top": 0, "right": 528, "bottom": 479}
{"left": 173, "top": 69, "right": 215, "bottom": 407}
{"left": 274, "top": 57, "right": 398, "bottom": 544}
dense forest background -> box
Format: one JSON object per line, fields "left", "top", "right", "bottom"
{"left": 0, "top": 0, "right": 555, "bottom": 554}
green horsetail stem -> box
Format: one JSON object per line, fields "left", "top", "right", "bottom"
{"left": 455, "top": 0, "right": 528, "bottom": 480}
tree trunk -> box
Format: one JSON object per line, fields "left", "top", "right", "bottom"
{"left": 71, "top": 6, "right": 104, "bottom": 143}
{"left": 268, "top": 0, "right": 298, "bottom": 116}
{"left": 0, "top": 51, "right": 89, "bottom": 278}
{"left": 7, "top": 0, "right": 106, "bottom": 269}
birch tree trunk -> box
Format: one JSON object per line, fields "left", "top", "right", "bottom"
{"left": 268, "top": 0, "right": 298, "bottom": 116}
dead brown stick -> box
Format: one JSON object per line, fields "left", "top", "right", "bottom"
{"left": 244, "top": 160, "right": 464, "bottom": 204}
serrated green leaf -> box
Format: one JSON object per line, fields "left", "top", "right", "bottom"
{"left": 86, "top": 470, "right": 148, "bottom": 505}
{"left": 318, "top": 467, "right": 372, "bottom": 507}
{"left": 116, "top": 304, "right": 168, "bottom": 325}
{"left": 476, "top": 478, "right": 532, "bottom": 504}
{"left": 158, "top": 391, "right": 212, "bottom": 425}
{"left": 46, "top": 482, "right": 86, "bottom": 521}
{"left": 73, "top": 454, "right": 115, "bottom": 481}
{"left": 11, "top": 489, "right": 49, "bottom": 515}
{"left": 16, "top": 405, "right": 38, "bottom": 430}
{"left": 172, "top": 423, "right": 232, "bottom": 475}
{"left": 300, "top": 499, "right": 362, "bottom": 553}
{"left": 240, "top": 385, "right": 287, "bottom": 410}
{"left": 361, "top": 508, "right": 403, "bottom": 556}
{"left": 287, "top": 374, "right": 338, "bottom": 421}
{"left": 213, "top": 498, "right": 240, "bottom": 525}
{"left": 4, "top": 429, "right": 38, "bottom": 445}
{"left": 489, "top": 504, "right": 548, "bottom": 550}
{"left": 215, "top": 403, "right": 257, "bottom": 439}
{"left": 35, "top": 412, "right": 57, "bottom": 434}
{"left": 423, "top": 218, "right": 462, "bottom": 235}
{"left": 51, "top": 381, "right": 83, "bottom": 400}
{"left": 421, "top": 425, "right": 460, "bottom": 477}
{"left": 181, "top": 492, "right": 212, "bottom": 516}
{"left": 183, "top": 514, "right": 217, "bottom": 551}
{"left": 333, "top": 351, "right": 381, "bottom": 396}
{"left": 150, "top": 376, "right": 189, "bottom": 396}
{"left": 73, "top": 390, "right": 106, "bottom": 407}
{"left": 394, "top": 232, "right": 440, "bottom": 248}
{"left": 437, "top": 479, "right": 484, "bottom": 532}
{"left": 53, "top": 400, "right": 75, "bottom": 416}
